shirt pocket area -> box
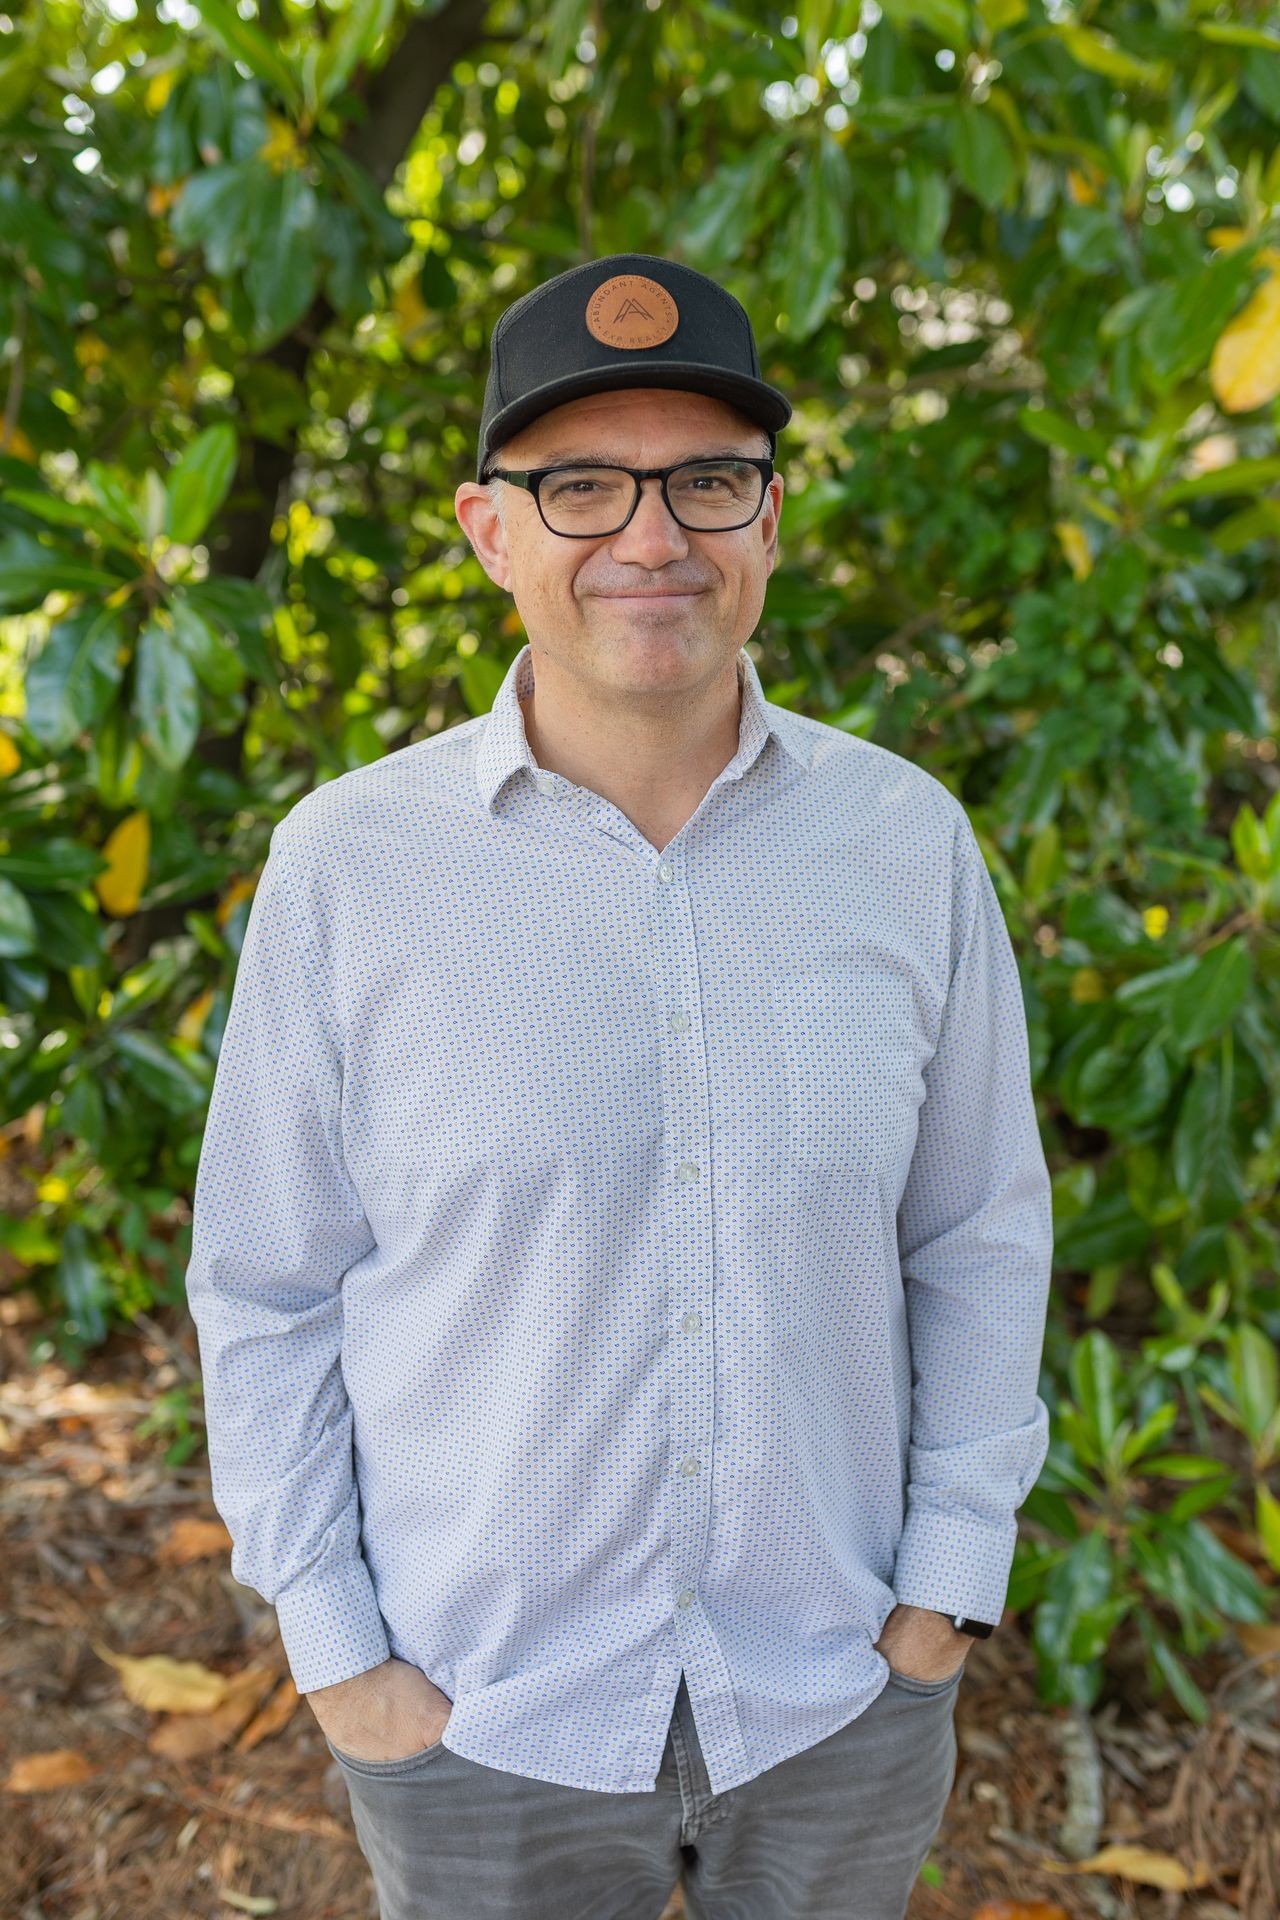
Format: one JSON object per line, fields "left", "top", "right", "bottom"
{"left": 769, "top": 964, "right": 933, "bottom": 1171}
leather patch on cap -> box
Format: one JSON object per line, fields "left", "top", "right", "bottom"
{"left": 585, "top": 274, "right": 679, "bottom": 350}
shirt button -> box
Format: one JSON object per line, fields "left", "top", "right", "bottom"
{"left": 669, "top": 1010, "right": 691, "bottom": 1032}
{"left": 677, "top": 1161, "right": 700, "bottom": 1183}
{"left": 676, "top": 1590, "right": 695, "bottom": 1609}
{"left": 658, "top": 860, "right": 674, "bottom": 883}
{"left": 535, "top": 772, "right": 555, "bottom": 795}
{"left": 682, "top": 1310, "right": 701, "bottom": 1335}
{"left": 680, "top": 1456, "right": 700, "bottom": 1475}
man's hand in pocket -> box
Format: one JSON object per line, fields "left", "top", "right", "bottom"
{"left": 305, "top": 1656, "right": 453, "bottom": 1763}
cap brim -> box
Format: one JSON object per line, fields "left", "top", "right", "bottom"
{"left": 478, "top": 363, "right": 792, "bottom": 480}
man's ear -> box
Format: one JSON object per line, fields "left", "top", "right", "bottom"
{"left": 762, "top": 472, "right": 784, "bottom": 575}
{"left": 454, "top": 483, "right": 514, "bottom": 592}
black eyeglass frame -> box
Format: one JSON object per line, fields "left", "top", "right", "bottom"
{"left": 481, "top": 455, "right": 775, "bottom": 538}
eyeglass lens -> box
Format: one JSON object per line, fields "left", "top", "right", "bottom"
{"left": 538, "top": 460, "right": 764, "bottom": 534}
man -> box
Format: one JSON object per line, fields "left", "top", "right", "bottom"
{"left": 186, "top": 252, "right": 1052, "bottom": 1920}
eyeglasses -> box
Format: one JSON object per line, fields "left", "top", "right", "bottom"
{"left": 481, "top": 456, "right": 774, "bottom": 538}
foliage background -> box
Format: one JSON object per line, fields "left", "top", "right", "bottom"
{"left": 1, "top": 0, "right": 1279, "bottom": 1726}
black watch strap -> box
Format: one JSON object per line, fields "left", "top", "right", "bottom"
{"left": 949, "top": 1612, "right": 995, "bottom": 1637}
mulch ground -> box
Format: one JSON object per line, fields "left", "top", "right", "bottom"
{"left": 1, "top": 1296, "right": 1276, "bottom": 1920}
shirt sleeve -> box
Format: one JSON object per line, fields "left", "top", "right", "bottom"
{"left": 185, "top": 824, "right": 390, "bottom": 1694}
{"left": 889, "top": 809, "right": 1053, "bottom": 1627}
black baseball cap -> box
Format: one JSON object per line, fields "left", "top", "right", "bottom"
{"left": 475, "top": 252, "right": 791, "bottom": 484}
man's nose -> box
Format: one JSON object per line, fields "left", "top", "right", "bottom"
{"left": 607, "top": 476, "right": 690, "bottom": 561}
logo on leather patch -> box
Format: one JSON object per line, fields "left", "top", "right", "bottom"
{"left": 585, "top": 274, "right": 679, "bottom": 349}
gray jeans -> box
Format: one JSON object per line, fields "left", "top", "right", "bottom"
{"left": 326, "top": 1662, "right": 961, "bottom": 1920}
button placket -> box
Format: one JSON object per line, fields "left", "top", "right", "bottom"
{"left": 652, "top": 845, "right": 716, "bottom": 1646}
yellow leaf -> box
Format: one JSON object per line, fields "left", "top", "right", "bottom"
{"left": 1039, "top": 1843, "right": 1214, "bottom": 1890}
{"left": 1208, "top": 225, "right": 1248, "bottom": 250}
{"left": 1066, "top": 166, "right": 1103, "bottom": 205}
{"left": 176, "top": 988, "right": 215, "bottom": 1047}
{"left": 147, "top": 180, "right": 182, "bottom": 218}
{"left": 1071, "top": 968, "right": 1105, "bottom": 1004}
{"left": 1142, "top": 905, "right": 1169, "bottom": 939}
{"left": 1055, "top": 520, "right": 1092, "bottom": 579}
{"left": 93, "top": 1644, "right": 230, "bottom": 1714}
{"left": 0, "top": 732, "right": 21, "bottom": 778}
{"left": 217, "top": 873, "right": 259, "bottom": 926}
{"left": 259, "top": 113, "right": 299, "bottom": 171}
{"left": 0, "top": 422, "right": 35, "bottom": 460}
{"left": 1210, "top": 264, "right": 1280, "bottom": 413}
{"left": 95, "top": 810, "right": 150, "bottom": 917}
{"left": 145, "top": 70, "right": 175, "bottom": 114}
{"left": 392, "top": 275, "right": 432, "bottom": 348}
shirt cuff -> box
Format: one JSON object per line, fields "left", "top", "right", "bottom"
{"left": 889, "top": 1502, "right": 1020, "bottom": 1628}
{"left": 273, "top": 1557, "right": 392, "bottom": 1694}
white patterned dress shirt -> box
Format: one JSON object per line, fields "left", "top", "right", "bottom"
{"left": 185, "top": 640, "right": 1052, "bottom": 1796}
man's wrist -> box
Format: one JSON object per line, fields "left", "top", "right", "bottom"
{"left": 303, "top": 1657, "right": 393, "bottom": 1702}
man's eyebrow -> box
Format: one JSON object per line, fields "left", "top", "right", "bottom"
{"left": 517, "top": 446, "right": 765, "bottom": 467}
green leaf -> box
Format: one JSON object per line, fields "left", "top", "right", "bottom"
{"left": 24, "top": 604, "right": 127, "bottom": 751}
{"left": 1141, "top": 1453, "right": 1230, "bottom": 1480}
{"left": 1167, "top": 938, "right": 1251, "bottom": 1051}
{"left": 878, "top": 0, "right": 970, "bottom": 46}
{"left": 1196, "top": 22, "right": 1280, "bottom": 53}
{"left": 170, "top": 160, "right": 265, "bottom": 275}
{"left": 0, "top": 487, "right": 137, "bottom": 554}
{"left": 1139, "top": 244, "right": 1266, "bottom": 392}
{"left": 0, "top": 874, "right": 38, "bottom": 958}
{"left": 1017, "top": 405, "right": 1110, "bottom": 461}
{"left": 1056, "top": 24, "right": 1168, "bottom": 88}
{"left": 1120, "top": 1400, "right": 1177, "bottom": 1465}
{"left": 133, "top": 618, "right": 201, "bottom": 772}
{"left": 1148, "top": 1632, "right": 1210, "bottom": 1720}
{"left": 678, "top": 139, "right": 786, "bottom": 273}
{"left": 192, "top": 0, "right": 302, "bottom": 108}
{"left": 1225, "top": 1324, "right": 1279, "bottom": 1448}
{"left": 1258, "top": 1486, "right": 1280, "bottom": 1573}
{"left": 1171, "top": 1043, "right": 1247, "bottom": 1224}
{"left": 1070, "top": 1329, "right": 1123, "bottom": 1453}
{"left": 0, "top": 532, "right": 119, "bottom": 612}
{"left": 950, "top": 103, "right": 1016, "bottom": 210}
{"left": 55, "top": 1223, "right": 112, "bottom": 1349}
{"left": 780, "top": 130, "right": 850, "bottom": 339}
{"left": 165, "top": 424, "right": 238, "bottom": 547}
{"left": 890, "top": 152, "right": 950, "bottom": 260}
{"left": 246, "top": 168, "right": 322, "bottom": 346}
{"left": 170, "top": 595, "right": 245, "bottom": 697}
{"left": 317, "top": 0, "right": 398, "bottom": 107}
{"left": 1175, "top": 1518, "right": 1271, "bottom": 1621}
{"left": 112, "top": 1031, "right": 211, "bottom": 1112}
{"left": 1035, "top": 1528, "right": 1114, "bottom": 1670}
{"left": 1158, "top": 455, "right": 1280, "bottom": 506}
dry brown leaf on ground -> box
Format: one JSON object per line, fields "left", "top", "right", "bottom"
{"left": 3, "top": 1747, "right": 97, "bottom": 1791}
{"left": 238, "top": 1674, "right": 301, "bottom": 1751}
{"left": 94, "top": 1644, "right": 229, "bottom": 1712}
{"left": 1038, "top": 1842, "right": 1215, "bottom": 1889}
{"left": 149, "top": 1664, "right": 278, "bottom": 1759}
{"left": 972, "top": 1903, "right": 1073, "bottom": 1920}
{"left": 156, "top": 1514, "right": 234, "bottom": 1564}
{"left": 1235, "top": 1621, "right": 1280, "bottom": 1668}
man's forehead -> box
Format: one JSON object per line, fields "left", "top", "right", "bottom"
{"left": 506, "top": 389, "right": 761, "bottom": 457}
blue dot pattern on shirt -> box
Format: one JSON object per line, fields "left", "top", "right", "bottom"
{"left": 184, "top": 641, "right": 1053, "bottom": 1796}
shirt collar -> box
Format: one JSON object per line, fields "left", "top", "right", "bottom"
{"left": 475, "top": 642, "right": 813, "bottom": 813}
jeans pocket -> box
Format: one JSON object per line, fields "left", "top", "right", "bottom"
{"left": 324, "top": 1731, "right": 447, "bottom": 1778}
{"left": 883, "top": 1661, "right": 964, "bottom": 1697}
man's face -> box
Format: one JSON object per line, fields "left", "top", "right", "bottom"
{"left": 453, "top": 386, "right": 784, "bottom": 695}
